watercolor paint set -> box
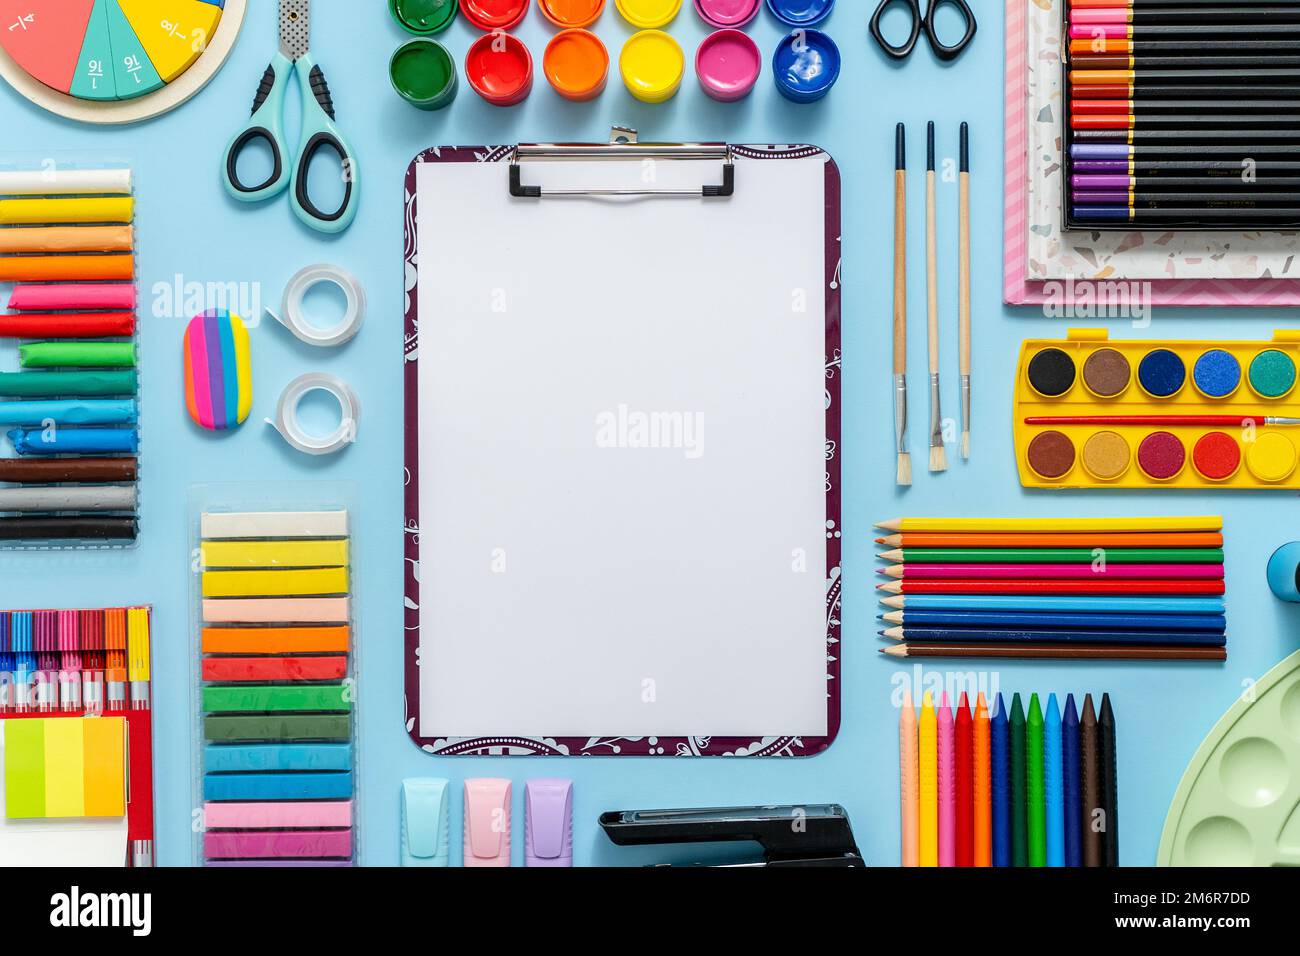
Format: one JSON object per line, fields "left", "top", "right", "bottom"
{"left": 1014, "top": 329, "right": 1300, "bottom": 490}
{"left": 0, "top": 162, "right": 140, "bottom": 547}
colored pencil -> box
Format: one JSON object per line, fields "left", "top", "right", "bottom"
{"left": 880, "top": 627, "right": 1225, "bottom": 646}
{"left": 880, "top": 594, "right": 1226, "bottom": 613}
{"left": 1070, "top": 0, "right": 1298, "bottom": 6}
{"left": 876, "top": 516, "right": 1221, "bottom": 532}
{"left": 919, "top": 692, "right": 937, "bottom": 866}
{"left": 1073, "top": 159, "right": 1300, "bottom": 172}
{"left": 1074, "top": 192, "right": 1300, "bottom": 205}
{"left": 1063, "top": 695, "right": 1082, "bottom": 867}
{"left": 991, "top": 694, "right": 1010, "bottom": 867}
{"left": 1099, "top": 693, "right": 1119, "bottom": 867}
{"left": 900, "top": 691, "right": 919, "bottom": 867}
{"left": 958, "top": 122, "right": 971, "bottom": 460}
{"left": 1010, "top": 694, "right": 1027, "bottom": 867}
{"left": 893, "top": 123, "right": 910, "bottom": 487}
{"left": 877, "top": 546, "right": 1224, "bottom": 564}
{"left": 925, "top": 122, "right": 946, "bottom": 474}
{"left": 937, "top": 692, "right": 955, "bottom": 866}
{"left": 1072, "top": 100, "right": 1300, "bottom": 116}
{"left": 881, "top": 643, "right": 1227, "bottom": 661}
{"left": 1074, "top": 206, "right": 1300, "bottom": 221}
{"left": 1073, "top": 112, "right": 1300, "bottom": 130}
{"left": 1073, "top": 56, "right": 1300, "bottom": 71}
{"left": 1069, "top": 22, "right": 1300, "bottom": 38}
{"left": 878, "top": 580, "right": 1224, "bottom": 596}
{"left": 1081, "top": 696, "right": 1103, "bottom": 867}
{"left": 955, "top": 692, "right": 973, "bottom": 867}
{"left": 1073, "top": 144, "right": 1300, "bottom": 158}
{"left": 881, "top": 562, "right": 1224, "bottom": 579}
{"left": 1072, "top": 68, "right": 1300, "bottom": 85}
{"left": 973, "top": 693, "right": 991, "bottom": 866}
{"left": 876, "top": 531, "right": 1223, "bottom": 548}
{"left": 880, "top": 609, "right": 1227, "bottom": 631}
{"left": 1044, "top": 694, "right": 1064, "bottom": 867}
{"left": 1027, "top": 694, "right": 1046, "bottom": 867}
{"left": 1073, "top": 83, "right": 1300, "bottom": 99}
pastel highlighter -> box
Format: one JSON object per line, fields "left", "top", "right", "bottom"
{"left": 1013, "top": 330, "right": 1300, "bottom": 490}
{"left": 695, "top": 30, "right": 760, "bottom": 101}
{"left": 544, "top": 29, "right": 609, "bottom": 100}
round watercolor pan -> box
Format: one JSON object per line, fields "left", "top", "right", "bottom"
{"left": 1026, "top": 430, "right": 1076, "bottom": 480}
{"left": 1192, "top": 349, "right": 1241, "bottom": 400}
{"left": 1081, "top": 430, "right": 1131, "bottom": 481}
{"left": 1248, "top": 349, "right": 1297, "bottom": 400}
{"left": 1158, "top": 648, "right": 1300, "bottom": 866}
{"left": 1245, "top": 433, "right": 1298, "bottom": 483}
{"left": 1191, "top": 431, "right": 1241, "bottom": 483}
{"left": 1027, "top": 348, "right": 1076, "bottom": 398}
{"left": 1137, "top": 349, "right": 1186, "bottom": 399}
{"left": 1136, "top": 431, "right": 1186, "bottom": 481}
{"left": 1081, "top": 348, "right": 1131, "bottom": 399}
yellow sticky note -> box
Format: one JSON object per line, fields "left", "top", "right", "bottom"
{"left": 118, "top": 0, "right": 223, "bottom": 82}
{"left": 42, "top": 718, "right": 85, "bottom": 818}
{"left": 82, "top": 718, "right": 126, "bottom": 817}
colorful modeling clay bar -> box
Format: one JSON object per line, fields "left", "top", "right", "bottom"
{"left": 199, "top": 510, "right": 356, "bottom": 866}
{"left": 1015, "top": 329, "right": 1300, "bottom": 490}
{"left": 900, "top": 690, "right": 1118, "bottom": 867}
{"left": 0, "top": 166, "right": 140, "bottom": 545}
{"left": 876, "top": 515, "right": 1227, "bottom": 662}
{"left": 0, "top": 606, "right": 155, "bottom": 865}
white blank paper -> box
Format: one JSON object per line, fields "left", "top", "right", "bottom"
{"left": 415, "top": 153, "right": 831, "bottom": 739}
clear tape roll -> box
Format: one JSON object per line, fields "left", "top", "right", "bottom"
{"left": 269, "top": 264, "right": 366, "bottom": 347}
{"left": 265, "top": 372, "right": 361, "bottom": 455}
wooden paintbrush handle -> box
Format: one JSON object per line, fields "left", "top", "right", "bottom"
{"left": 926, "top": 170, "right": 939, "bottom": 375}
{"left": 959, "top": 172, "right": 971, "bottom": 377}
{"left": 894, "top": 168, "right": 907, "bottom": 375}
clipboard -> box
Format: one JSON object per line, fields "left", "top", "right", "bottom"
{"left": 403, "top": 131, "right": 842, "bottom": 757}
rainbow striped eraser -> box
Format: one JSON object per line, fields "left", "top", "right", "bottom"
{"left": 184, "top": 310, "right": 252, "bottom": 431}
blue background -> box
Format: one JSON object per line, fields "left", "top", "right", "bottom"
{"left": 1, "top": 0, "right": 1297, "bottom": 867}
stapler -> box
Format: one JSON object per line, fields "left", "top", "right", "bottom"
{"left": 599, "top": 804, "right": 864, "bottom": 867}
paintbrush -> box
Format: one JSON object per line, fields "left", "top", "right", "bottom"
{"left": 926, "top": 122, "right": 946, "bottom": 473}
{"left": 894, "top": 122, "right": 911, "bottom": 486}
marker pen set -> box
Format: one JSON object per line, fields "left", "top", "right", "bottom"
{"left": 0, "top": 164, "right": 140, "bottom": 546}
{"left": 196, "top": 505, "right": 358, "bottom": 866}
{"left": 1063, "top": 0, "right": 1300, "bottom": 228}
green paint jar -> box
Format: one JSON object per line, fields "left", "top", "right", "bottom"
{"left": 390, "top": 39, "right": 459, "bottom": 110}
{"left": 389, "top": 0, "right": 458, "bottom": 34}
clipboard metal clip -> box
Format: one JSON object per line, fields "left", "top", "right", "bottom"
{"left": 509, "top": 127, "right": 735, "bottom": 199}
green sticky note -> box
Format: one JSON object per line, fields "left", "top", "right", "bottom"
{"left": 4, "top": 719, "right": 46, "bottom": 819}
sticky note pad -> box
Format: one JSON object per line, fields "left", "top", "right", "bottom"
{"left": 4, "top": 719, "right": 46, "bottom": 819}
{"left": 82, "top": 718, "right": 126, "bottom": 817}
{"left": 43, "top": 718, "right": 86, "bottom": 817}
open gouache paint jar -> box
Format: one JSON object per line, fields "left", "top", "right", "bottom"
{"left": 696, "top": 29, "right": 761, "bottom": 101}
{"left": 540, "top": 0, "right": 605, "bottom": 26}
{"left": 694, "top": 0, "right": 760, "bottom": 27}
{"left": 544, "top": 29, "right": 609, "bottom": 100}
{"left": 466, "top": 31, "right": 534, "bottom": 105}
{"left": 620, "top": 30, "right": 685, "bottom": 102}
{"left": 390, "top": 39, "right": 459, "bottom": 110}
{"left": 389, "top": 0, "right": 459, "bottom": 34}
{"left": 772, "top": 29, "right": 839, "bottom": 102}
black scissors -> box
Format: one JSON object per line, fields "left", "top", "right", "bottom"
{"left": 870, "top": 0, "right": 977, "bottom": 62}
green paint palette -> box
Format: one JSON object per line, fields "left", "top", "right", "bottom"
{"left": 1158, "top": 649, "right": 1300, "bottom": 866}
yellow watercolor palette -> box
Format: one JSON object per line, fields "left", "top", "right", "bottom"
{"left": 1014, "top": 329, "right": 1300, "bottom": 491}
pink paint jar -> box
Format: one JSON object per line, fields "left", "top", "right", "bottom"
{"left": 693, "top": 0, "right": 759, "bottom": 28}
{"left": 695, "top": 29, "right": 760, "bottom": 101}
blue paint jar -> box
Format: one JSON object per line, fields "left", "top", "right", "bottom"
{"left": 765, "top": 0, "right": 834, "bottom": 26}
{"left": 1267, "top": 542, "right": 1300, "bottom": 602}
{"left": 772, "top": 29, "right": 840, "bottom": 102}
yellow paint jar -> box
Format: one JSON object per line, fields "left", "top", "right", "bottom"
{"left": 619, "top": 30, "right": 684, "bottom": 102}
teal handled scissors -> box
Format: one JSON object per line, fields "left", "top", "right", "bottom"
{"left": 222, "top": 0, "right": 359, "bottom": 234}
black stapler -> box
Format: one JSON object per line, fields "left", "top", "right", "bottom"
{"left": 599, "top": 804, "right": 864, "bottom": 867}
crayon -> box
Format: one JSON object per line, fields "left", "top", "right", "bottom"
{"left": 19, "top": 342, "right": 136, "bottom": 368}
{"left": 0, "top": 313, "right": 136, "bottom": 338}
{"left": 1100, "top": 694, "right": 1119, "bottom": 867}
{"left": 0, "top": 371, "right": 138, "bottom": 398}
{"left": 0, "top": 225, "right": 132, "bottom": 254}
{"left": 972, "top": 693, "right": 991, "bottom": 866}
{"left": 900, "top": 691, "right": 919, "bottom": 867}
{"left": 919, "top": 692, "right": 938, "bottom": 867}
{"left": 0, "top": 254, "right": 133, "bottom": 282}
{"left": 1044, "top": 694, "right": 1064, "bottom": 867}
{"left": 955, "top": 692, "right": 973, "bottom": 867}
{"left": 937, "top": 693, "right": 955, "bottom": 867}
{"left": 0, "top": 517, "right": 137, "bottom": 541}
{"left": 1010, "top": 694, "right": 1027, "bottom": 866}
{"left": 1027, "top": 694, "right": 1046, "bottom": 867}
{"left": 7, "top": 427, "right": 139, "bottom": 456}
{"left": 991, "top": 694, "right": 1010, "bottom": 867}
{"left": 0, "top": 400, "right": 137, "bottom": 426}
{"left": 0, "top": 196, "right": 133, "bottom": 225}
{"left": 1063, "top": 713, "right": 1087, "bottom": 854}
{"left": 1081, "top": 696, "right": 1103, "bottom": 867}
